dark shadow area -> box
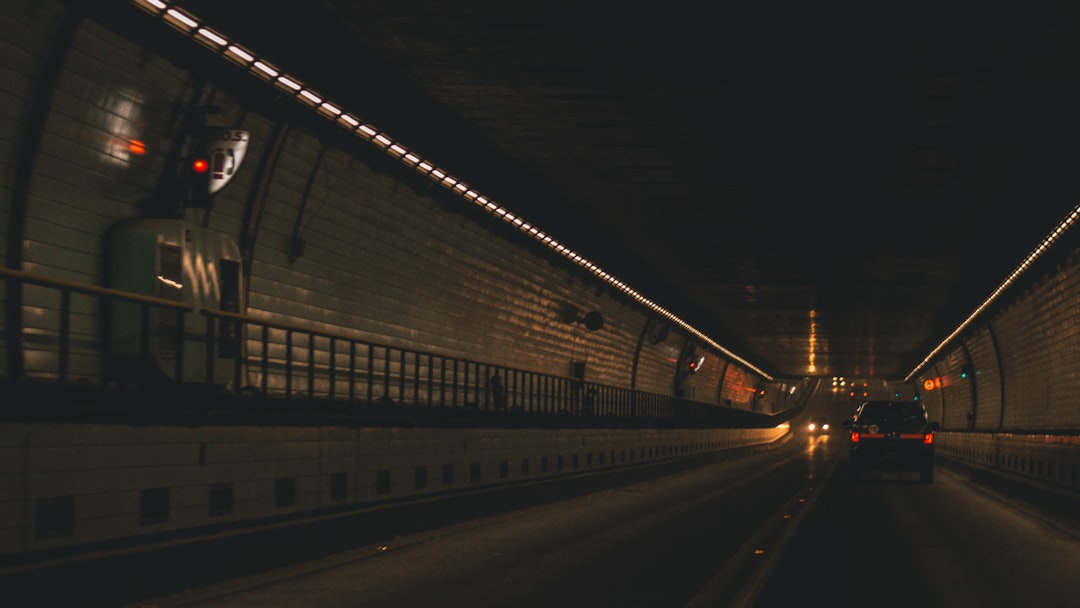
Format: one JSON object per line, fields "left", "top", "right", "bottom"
{"left": 936, "top": 455, "right": 1080, "bottom": 533}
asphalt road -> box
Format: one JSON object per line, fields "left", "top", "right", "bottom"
{"left": 756, "top": 437, "right": 1080, "bottom": 608}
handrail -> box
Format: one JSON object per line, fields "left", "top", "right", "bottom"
{"left": 201, "top": 306, "right": 657, "bottom": 416}
{"left": 201, "top": 306, "right": 587, "bottom": 384}
{"left": 0, "top": 267, "right": 786, "bottom": 428}
{"left": 0, "top": 266, "right": 193, "bottom": 311}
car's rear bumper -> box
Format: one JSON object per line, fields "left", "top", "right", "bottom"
{"left": 850, "top": 443, "right": 934, "bottom": 471}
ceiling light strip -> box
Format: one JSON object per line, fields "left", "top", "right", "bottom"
{"left": 905, "top": 203, "right": 1080, "bottom": 383}
{"left": 129, "top": 0, "right": 773, "bottom": 380}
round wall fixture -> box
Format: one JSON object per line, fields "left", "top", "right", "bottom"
{"left": 581, "top": 310, "right": 604, "bottom": 331}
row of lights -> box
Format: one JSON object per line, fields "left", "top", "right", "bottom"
{"left": 905, "top": 205, "right": 1080, "bottom": 383}
{"left": 129, "top": 0, "right": 773, "bottom": 380}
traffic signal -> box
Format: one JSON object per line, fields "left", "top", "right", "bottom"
{"left": 960, "top": 364, "right": 973, "bottom": 380}
{"left": 184, "top": 154, "right": 212, "bottom": 208}
{"left": 684, "top": 353, "right": 705, "bottom": 375}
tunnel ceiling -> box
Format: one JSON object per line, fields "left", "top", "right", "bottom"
{"left": 163, "top": 0, "right": 1080, "bottom": 381}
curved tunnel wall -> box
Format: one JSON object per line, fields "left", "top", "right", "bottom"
{"left": 0, "top": 1, "right": 767, "bottom": 403}
{"left": 915, "top": 247, "right": 1080, "bottom": 494}
{"left": 916, "top": 247, "right": 1080, "bottom": 432}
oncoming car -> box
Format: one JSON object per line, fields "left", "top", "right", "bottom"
{"left": 843, "top": 400, "right": 939, "bottom": 483}
{"left": 807, "top": 416, "right": 830, "bottom": 434}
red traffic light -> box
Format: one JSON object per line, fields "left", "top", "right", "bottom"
{"left": 684, "top": 353, "right": 705, "bottom": 374}
{"left": 191, "top": 158, "right": 210, "bottom": 173}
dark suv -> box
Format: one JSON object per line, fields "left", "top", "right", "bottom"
{"left": 843, "top": 400, "right": 939, "bottom": 483}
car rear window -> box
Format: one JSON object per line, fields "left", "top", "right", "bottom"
{"left": 857, "top": 402, "right": 927, "bottom": 425}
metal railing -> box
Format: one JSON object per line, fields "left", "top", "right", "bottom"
{"left": 201, "top": 307, "right": 674, "bottom": 419}
{"left": 2, "top": 266, "right": 192, "bottom": 385}
{"left": 0, "top": 267, "right": 688, "bottom": 422}
{"left": 1, "top": 268, "right": 798, "bottom": 427}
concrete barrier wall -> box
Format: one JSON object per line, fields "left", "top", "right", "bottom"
{"left": 936, "top": 431, "right": 1080, "bottom": 492}
{"left": 0, "top": 422, "right": 788, "bottom": 560}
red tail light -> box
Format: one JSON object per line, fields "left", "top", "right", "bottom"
{"left": 850, "top": 431, "right": 860, "bottom": 443}
{"left": 924, "top": 433, "right": 934, "bottom": 445}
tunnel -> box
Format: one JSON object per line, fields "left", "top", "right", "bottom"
{"left": 1, "top": 2, "right": 1079, "bottom": 607}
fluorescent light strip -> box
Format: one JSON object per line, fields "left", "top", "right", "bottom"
{"left": 134, "top": 0, "right": 168, "bottom": 11}
{"left": 253, "top": 61, "right": 278, "bottom": 79}
{"left": 226, "top": 45, "right": 255, "bottom": 65}
{"left": 318, "top": 102, "right": 342, "bottom": 118}
{"left": 196, "top": 27, "right": 227, "bottom": 47}
{"left": 276, "top": 75, "right": 301, "bottom": 92}
{"left": 132, "top": 0, "right": 773, "bottom": 381}
{"left": 164, "top": 7, "right": 197, "bottom": 31}
{"left": 905, "top": 203, "right": 1080, "bottom": 383}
